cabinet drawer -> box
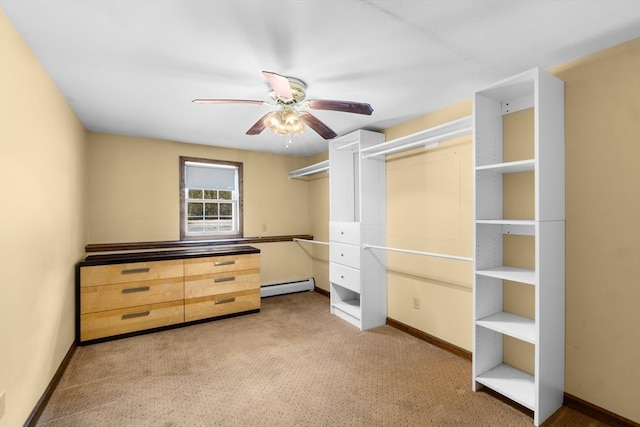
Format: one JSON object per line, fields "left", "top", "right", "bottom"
{"left": 330, "top": 262, "right": 360, "bottom": 293}
{"left": 330, "top": 221, "right": 360, "bottom": 245}
{"left": 81, "top": 260, "right": 183, "bottom": 287}
{"left": 80, "top": 300, "right": 184, "bottom": 342}
{"left": 81, "top": 277, "right": 184, "bottom": 314}
{"left": 184, "top": 289, "right": 260, "bottom": 322}
{"left": 330, "top": 242, "right": 360, "bottom": 269}
{"left": 185, "top": 270, "right": 260, "bottom": 299}
{"left": 184, "top": 254, "right": 260, "bottom": 276}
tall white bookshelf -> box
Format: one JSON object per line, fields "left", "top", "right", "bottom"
{"left": 472, "top": 68, "right": 565, "bottom": 426}
{"left": 329, "top": 129, "right": 387, "bottom": 330}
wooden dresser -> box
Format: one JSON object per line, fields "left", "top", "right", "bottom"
{"left": 77, "top": 246, "right": 260, "bottom": 344}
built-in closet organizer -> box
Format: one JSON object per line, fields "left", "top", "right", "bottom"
{"left": 329, "top": 130, "right": 387, "bottom": 330}
{"left": 472, "top": 68, "right": 565, "bottom": 426}
{"left": 326, "top": 121, "right": 475, "bottom": 330}
{"left": 77, "top": 245, "right": 260, "bottom": 344}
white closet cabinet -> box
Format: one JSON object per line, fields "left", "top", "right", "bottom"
{"left": 329, "top": 130, "right": 386, "bottom": 330}
{"left": 472, "top": 68, "right": 565, "bottom": 426}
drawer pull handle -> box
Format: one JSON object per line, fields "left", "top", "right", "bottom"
{"left": 341, "top": 275, "right": 344, "bottom": 279}
{"left": 214, "top": 297, "right": 236, "bottom": 305}
{"left": 121, "top": 311, "right": 150, "bottom": 320}
{"left": 341, "top": 231, "right": 344, "bottom": 235}
{"left": 122, "top": 286, "right": 150, "bottom": 294}
{"left": 341, "top": 253, "right": 344, "bottom": 257}
{"left": 214, "top": 260, "right": 236, "bottom": 266}
{"left": 214, "top": 276, "right": 236, "bottom": 283}
{"left": 121, "top": 267, "right": 150, "bottom": 275}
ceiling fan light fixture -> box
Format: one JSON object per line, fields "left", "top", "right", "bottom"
{"left": 265, "top": 110, "right": 306, "bottom": 136}
{"left": 284, "top": 110, "right": 305, "bottom": 134}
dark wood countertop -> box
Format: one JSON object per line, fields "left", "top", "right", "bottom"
{"left": 79, "top": 245, "right": 260, "bottom": 267}
{"left": 85, "top": 234, "right": 313, "bottom": 252}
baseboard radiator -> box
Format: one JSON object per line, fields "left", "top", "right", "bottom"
{"left": 260, "top": 278, "right": 315, "bottom": 298}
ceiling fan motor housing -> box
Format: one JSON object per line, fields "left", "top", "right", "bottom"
{"left": 269, "top": 76, "right": 307, "bottom": 105}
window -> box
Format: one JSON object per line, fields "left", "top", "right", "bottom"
{"left": 180, "top": 156, "right": 243, "bottom": 239}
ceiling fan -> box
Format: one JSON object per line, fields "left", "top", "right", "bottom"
{"left": 193, "top": 71, "right": 373, "bottom": 140}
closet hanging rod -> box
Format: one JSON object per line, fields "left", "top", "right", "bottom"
{"left": 293, "top": 238, "right": 330, "bottom": 246}
{"left": 363, "top": 244, "right": 473, "bottom": 262}
{"left": 288, "top": 160, "right": 329, "bottom": 179}
{"left": 362, "top": 127, "right": 471, "bottom": 159}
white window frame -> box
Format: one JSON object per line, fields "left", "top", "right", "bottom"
{"left": 180, "top": 156, "right": 243, "bottom": 240}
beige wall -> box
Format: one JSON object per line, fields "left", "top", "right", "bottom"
{"left": 86, "top": 132, "right": 314, "bottom": 286}
{"left": 502, "top": 109, "right": 536, "bottom": 375}
{"left": 384, "top": 101, "right": 474, "bottom": 351}
{"left": 305, "top": 151, "right": 330, "bottom": 292}
{"left": 0, "top": 10, "right": 87, "bottom": 426}
{"left": 552, "top": 39, "right": 639, "bottom": 422}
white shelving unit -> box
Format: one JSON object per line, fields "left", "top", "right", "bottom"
{"left": 329, "top": 130, "right": 386, "bottom": 330}
{"left": 472, "top": 68, "right": 565, "bottom": 426}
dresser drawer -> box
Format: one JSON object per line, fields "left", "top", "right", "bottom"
{"left": 81, "top": 277, "right": 184, "bottom": 314}
{"left": 80, "top": 300, "right": 184, "bottom": 342}
{"left": 330, "top": 262, "right": 360, "bottom": 293}
{"left": 184, "top": 289, "right": 260, "bottom": 322}
{"left": 330, "top": 221, "right": 360, "bottom": 245}
{"left": 185, "top": 270, "right": 260, "bottom": 299}
{"left": 330, "top": 242, "right": 360, "bottom": 269}
{"left": 80, "top": 260, "right": 183, "bottom": 287}
{"left": 184, "top": 254, "right": 260, "bottom": 276}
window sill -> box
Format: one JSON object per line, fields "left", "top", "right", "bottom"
{"left": 85, "top": 234, "right": 314, "bottom": 253}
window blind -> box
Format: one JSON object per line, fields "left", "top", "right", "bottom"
{"left": 185, "top": 162, "right": 236, "bottom": 190}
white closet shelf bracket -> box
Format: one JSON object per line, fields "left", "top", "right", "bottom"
{"left": 363, "top": 244, "right": 473, "bottom": 262}
{"left": 293, "top": 238, "right": 329, "bottom": 246}
{"left": 288, "top": 160, "right": 329, "bottom": 179}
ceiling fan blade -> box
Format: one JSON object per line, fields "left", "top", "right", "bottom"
{"left": 307, "top": 99, "right": 374, "bottom": 115}
{"left": 299, "top": 112, "right": 337, "bottom": 140}
{"left": 193, "top": 99, "right": 266, "bottom": 105}
{"left": 262, "top": 71, "right": 294, "bottom": 100}
{"left": 246, "top": 112, "right": 274, "bottom": 135}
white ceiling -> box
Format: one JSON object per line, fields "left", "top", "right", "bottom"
{"left": 2, "top": 1, "right": 639, "bottom": 156}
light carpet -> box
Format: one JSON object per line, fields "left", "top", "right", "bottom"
{"left": 36, "top": 291, "right": 608, "bottom": 426}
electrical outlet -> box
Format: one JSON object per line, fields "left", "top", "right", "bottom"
{"left": 413, "top": 297, "right": 420, "bottom": 310}
{"left": 0, "top": 390, "right": 5, "bottom": 419}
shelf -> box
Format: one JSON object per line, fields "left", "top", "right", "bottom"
{"left": 332, "top": 299, "right": 361, "bottom": 319}
{"left": 476, "top": 363, "right": 535, "bottom": 410}
{"left": 476, "top": 312, "right": 535, "bottom": 344}
{"left": 361, "top": 115, "right": 472, "bottom": 158}
{"left": 476, "top": 159, "right": 535, "bottom": 173}
{"left": 476, "top": 68, "right": 536, "bottom": 105}
{"left": 288, "top": 160, "right": 329, "bottom": 179}
{"left": 476, "top": 219, "right": 535, "bottom": 226}
{"left": 476, "top": 220, "right": 535, "bottom": 236}
{"left": 476, "top": 266, "right": 535, "bottom": 285}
